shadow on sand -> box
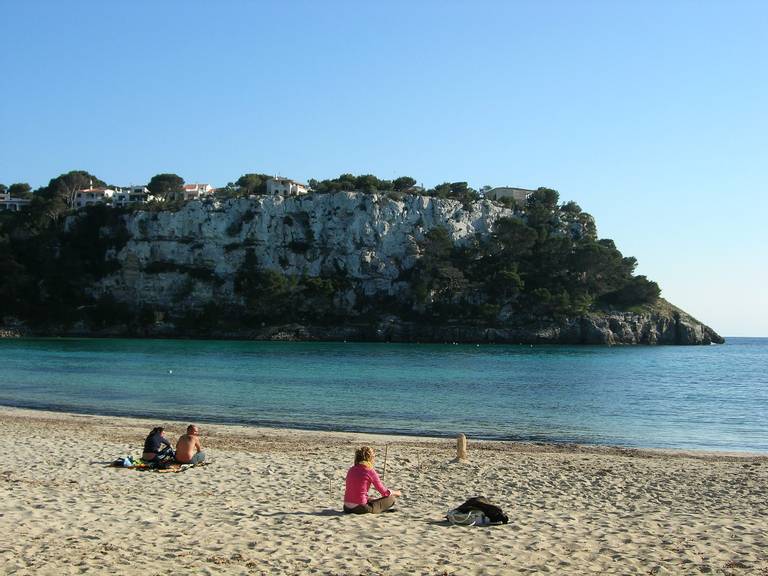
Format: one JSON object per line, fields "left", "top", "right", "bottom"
{"left": 258, "top": 509, "right": 345, "bottom": 517}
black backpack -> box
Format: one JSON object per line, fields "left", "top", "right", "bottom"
{"left": 454, "top": 496, "right": 509, "bottom": 524}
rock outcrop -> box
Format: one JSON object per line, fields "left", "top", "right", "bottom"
{"left": 165, "top": 306, "right": 718, "bottom": 345}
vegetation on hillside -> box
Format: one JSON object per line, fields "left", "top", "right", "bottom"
{"left": 0, "top": 170, "right": 660, "bottom": 332}
{"left": 227, "top": 186, "right": 658, "bottom": 326}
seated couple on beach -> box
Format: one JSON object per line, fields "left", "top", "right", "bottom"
{"left": 142, "top": 425, "right": 206, "bottom": 466}
{"left": 343, "top": 446, "right": 401, "bottom": 514}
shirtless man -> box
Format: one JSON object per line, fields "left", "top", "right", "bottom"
{"left": 175, "top": 424, "right": 206, "bottom": 464}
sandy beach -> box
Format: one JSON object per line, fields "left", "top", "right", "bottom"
{"left": 0, "top": 407, "right": 766, "bottom": 575}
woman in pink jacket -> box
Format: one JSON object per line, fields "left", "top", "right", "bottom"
{"left": 343, "top": 446, "right": 402, "bottom": 514}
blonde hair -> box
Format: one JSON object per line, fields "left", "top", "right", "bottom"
{"left": 354, "top": 446, "right": 375, "bottom": 465}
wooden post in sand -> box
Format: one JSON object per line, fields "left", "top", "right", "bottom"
{"left": 457, "top": 433, "right": 468, "bottom": 461}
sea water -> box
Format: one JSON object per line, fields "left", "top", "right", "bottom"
{"left": 0, "top": 337, "right": 765, "bottom": 452}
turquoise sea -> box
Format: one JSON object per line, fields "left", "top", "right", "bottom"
{"left": 0, "top": 337, "right": 766, "bottom": 453}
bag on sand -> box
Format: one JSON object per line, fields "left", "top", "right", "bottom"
{"left": 446, "top": 508, "right": 488, "bottom": 526}
{"left": 447, "top": 496, "right": 509, "bottom": 525}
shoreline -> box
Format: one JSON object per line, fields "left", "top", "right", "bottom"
{"left": 0, "top": 304, "right": 726, "bottom": 345}
{"left": 2, "top": 405, "right": 766, "bottom": 574}
{"left": 0, "top": 331, "right": 734, "bottom": 348}
{"left": 2, "top": 405, "right": 765, "bottom": 460}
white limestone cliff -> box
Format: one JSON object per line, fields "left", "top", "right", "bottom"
{"left": 95, "top": 192, "right": 514, "bottom": 309}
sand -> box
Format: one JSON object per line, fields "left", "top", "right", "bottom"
{"left": 0, "top": 407, "right": 766, "bottom": 575}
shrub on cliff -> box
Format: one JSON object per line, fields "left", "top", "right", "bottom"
{"left": 402, "top": 193, "right": 659, "bottom": 322}
{"left": 0, "top": 202, "right": 131, "bottom": 325}
{"left": 233, "top": 249, "right": 346, "bottom": 325}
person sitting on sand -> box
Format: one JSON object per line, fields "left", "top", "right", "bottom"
{"left": 343, "top": 445, "right": 401, "bottom": 514}
{"left": 142, "top": 426, "right": 174, "bottom": 464}
{"left": 175, "top": 424, "right": 205, "bottom": 465}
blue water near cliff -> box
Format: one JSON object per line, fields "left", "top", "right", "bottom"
{"left": 0, "top": 337, "right": 766, "bottom": 452}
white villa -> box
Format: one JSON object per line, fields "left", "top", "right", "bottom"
{"left": 74, "top": 185, "right": 154, "bottom": 208}
{"left": 0, "top": 192, "right": 31, "bottom": 212}
{"left": 178, "top": 183, "right": 214, "bottom": 202}
{"left": 112, "top": 186, "right": 153, "bottom": 207}
{"left": 40, "top": 175, "right": 313, "bottom": 212}
{"left": 73, "top": 186, "right": 116, "bottom": 209}
{"left": 266, "top": 177, "right": 308, "bottom": 196}
{"left": 484, "top": 187, "right": 534, "bottom": 205}
{"left": 72, "top": 182, "right": 213, "bottom": 207}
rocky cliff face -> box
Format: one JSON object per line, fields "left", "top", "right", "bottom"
{"left": 94, "top": 192, "right": 510, "bottom": 309}
{"left": 76, "top": 192, "right": 722, "bottom": 345}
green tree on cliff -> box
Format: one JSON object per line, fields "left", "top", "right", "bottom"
{"left": 8, "top": 183, "right": 33, "bottom": 199}
{"left": 147, "top": 173, "right": 185, "bottom": 202}
{"left": 393, "top": 176, "right": 417, "bottom": 191}
{"left": 235, "top": 173, "right": 272, "bottom": 195}
{"left": 20, "top": 171, "right": 104, "bottom": 229}
{"left": 46, "top": 171, "right": 105, "bottom": 207}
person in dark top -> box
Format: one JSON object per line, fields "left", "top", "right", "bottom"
{"left": 142, "top": 426, "right": 174, "bottom": 464}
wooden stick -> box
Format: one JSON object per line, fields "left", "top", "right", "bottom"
{"left": 382, "top": 444, "right": 389, "bottom": 479}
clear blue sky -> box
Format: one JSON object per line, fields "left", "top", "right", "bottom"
{"left": 1, "top": 0, "right": 766, "bottom": 336}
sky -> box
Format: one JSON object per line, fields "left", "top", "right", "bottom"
{"left": 0, "top": 0, "right": 766, "bottom": 336}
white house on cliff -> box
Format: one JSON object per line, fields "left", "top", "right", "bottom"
{"left": 484, "top": 187, "right": 534, "bottom": 205}
{"left": 266, "top": 177, "right": 308, "bottom": 196}
{"left": 112, "top": 186, "right": 152, "bottom": 207}
{"left": 178, "top": 183, "right": 214, "bottom": 201}
{"left": 73, "top": 186, "right": 116, "bottom": 209}
{"left": 0, "top": 192, "right": 31, "bottom": 212}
